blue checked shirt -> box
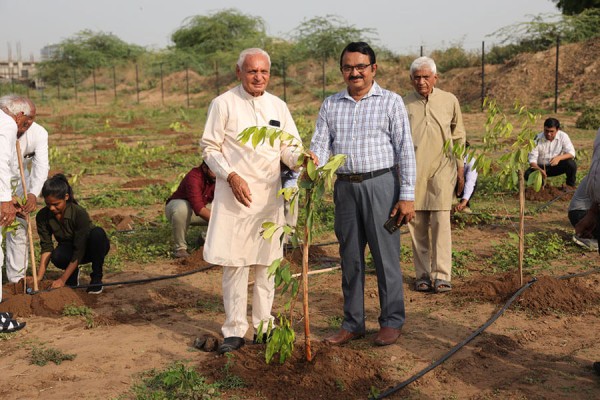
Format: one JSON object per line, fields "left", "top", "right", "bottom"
{"left": 310, "top": 81, "right": 416, "bottom": 201}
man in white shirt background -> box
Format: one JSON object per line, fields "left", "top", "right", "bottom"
{"left": 525, "top": 117, "right": 577, "bottom": 189}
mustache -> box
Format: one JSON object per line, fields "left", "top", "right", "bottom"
{"left": 349, "top": 75, "right": 363, "bottom": 80}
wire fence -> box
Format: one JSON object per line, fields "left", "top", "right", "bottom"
{"left": 0, "top": 38, "right": 567, "bottom": 113}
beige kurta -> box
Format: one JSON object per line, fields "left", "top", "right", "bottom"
{"left": 404, "top": 88, "right": 466, "bottom": 211}
{"left": 200, "top": 85, "right": 301, "bottom": 267}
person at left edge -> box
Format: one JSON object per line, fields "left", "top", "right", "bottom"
{"left": 310, "top": 41, "right": 416, "bottom": 347}
{"left": 200, "top": 48, "right": 304, "bottom": 354}
{"left": 0, "top": 94, "right": 34, "bottom": 333}
{"left": 33, "top": 174, "right": 110, "bottom": 294}
{"left": 5, "top": 101, "right": 50, "bottom": 283}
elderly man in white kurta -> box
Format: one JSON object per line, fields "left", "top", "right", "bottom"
{"left": 5, "top": 120, "right": 49, "bottom": 282}
{"left": 200, "top": 48, "right": 302, "bottom": 354}
{"left": 0, "top": 95, "right": 34, "bottom": 334}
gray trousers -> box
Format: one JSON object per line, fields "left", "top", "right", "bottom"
{"left": 333, "top": 171, "right": 405, "bottom": 333}
{"left": 165, "top": 199, "right": 208, "bottom": 251}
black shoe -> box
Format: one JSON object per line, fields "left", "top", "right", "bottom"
{"left": 86, "top": 278, "right": 103, "bottom": 294}
{"left": 65, "top": 268, "right": 80, "bottom": 287}
{"left": 253, "top": 333, "right": 269, "bottom": 344}
{"left": 218, "top": 337, "right": 245, "bottom": 354}
{"left": 196, "top": 234, "right": 205, "bottom": 248}
{"left": 594, "top": 362, "right": 600, "bottom": 376}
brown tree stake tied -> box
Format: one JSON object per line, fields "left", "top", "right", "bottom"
{"left": 518, "top": 169, "right": 525, "bottom": 286}
{"left": 15, "top": 143, "right": 39, "bottom": 292}
{"left": 302, "top": 222, "right": 312, "bottom": 361}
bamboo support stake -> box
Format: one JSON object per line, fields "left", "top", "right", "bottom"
{"left": 15, "top": 143, "right": 39, "bottom": 292}
{"left": 518, "top": 169, "right": 525, "bottom": 286}
{"left": 247, "top": 265, "right": 340, "bottom": 286}
{"left": 302, "top": 223, "right": 312, "bottom": 361}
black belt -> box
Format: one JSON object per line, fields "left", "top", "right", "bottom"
{"left": 336, "top": 167, "right": 392, "bottom": 183}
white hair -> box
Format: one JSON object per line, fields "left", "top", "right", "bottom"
{"left": 236, "top": 48, "right": 271, "bottom": 70}
{"left": 410, "top": 56, "right": 437, "bottom": 75}
{"left": 0, "top": 94, "right": 33, "bottom": 116}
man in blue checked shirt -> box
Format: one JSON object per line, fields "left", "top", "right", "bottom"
{"left": 310, "top": 42, "right": 416, "bottom": 347}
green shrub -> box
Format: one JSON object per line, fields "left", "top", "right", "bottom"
{"left": 575, "top": 106, "right": 600, "bottom": 129}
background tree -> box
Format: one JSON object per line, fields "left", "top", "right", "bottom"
{"left": 291, "top": 15, "right": 375, "bottom": 62}
{"left": 553, "top": 0, "right": 600, "bottom": 15}
{"left": 171, "top": 8, "right": 268, "bottom": 69}
{"left": 37, "top": 30, "right": 144, "bottom": 86}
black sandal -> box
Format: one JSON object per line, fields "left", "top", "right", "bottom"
{"left": 415, "top": 278, "right": 432, "bottom": 292}
{"left": 0, "top": 312, "right": 14, "bottom": 323}
{"left": 0, "top": 319, "right": 26, "bottom": 333}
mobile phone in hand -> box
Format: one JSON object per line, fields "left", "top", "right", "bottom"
{"left": 384, "top": 215, "right": 405, "bottom": 234}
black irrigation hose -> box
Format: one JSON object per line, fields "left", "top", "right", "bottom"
{"left": 28, "top": 263, "right": 217, "bottom": 295}
{"left": 557, "top": 266, "right": 600, "bottom": 280}
{"left": 533, "top": 188, "right": 575, "bottom": 213}
{"left": 371, "top": 277, "right": 538, "bottom": 400}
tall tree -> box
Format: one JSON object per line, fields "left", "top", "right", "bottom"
{"left": 292, "top": 15, "right": 375, "bottom": 61}
{"left": 553, "top": 0, "right": 600, "bottom": 15}
{"left": 171, "top": 9, "right": 267, "bottom": 55}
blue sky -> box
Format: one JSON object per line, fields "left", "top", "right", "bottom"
{"left": 0, "top": 0, "right": 559, "bottom": 61}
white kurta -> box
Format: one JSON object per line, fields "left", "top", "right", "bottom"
{"left": 201, "top": 85, "right": 301, "bottom": 267}
{"left": 12, "top": 122, "right": 50, "bottom": 197}
{"left": 0, "top": 109, "right": 18, "bottom": 301}
{"left": 6, "top": 122, "right": 50, "bottom": 283}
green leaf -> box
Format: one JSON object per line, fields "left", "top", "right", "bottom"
{"left": 306, "top": 159, "right": 317, "bottom": 180}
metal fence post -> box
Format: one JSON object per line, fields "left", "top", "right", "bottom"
{"left": 186, "top": 66, "right": 190, "bottom": 108}
{"left": 113, "top": 66, "right": 117, "bottom": 100}
{"left": 481, "top": 41, "right": 485, "bottom": 111}
{"left": 73, "top": 68, "right": 78, "bottom": 102}
{"left": 282, "top": 58, "right": 287, "bottom": 103}
{"left": 135, "top": 63, "right": 140, "bottom": 104}
{"left": 160, "top": 63, "right": 164, "bottom": 105}
{"left": 554, "top": 35, "right": 560, "bottom": 113}
{"left": 93, "top": 68, "right": 97, "bottom": 106}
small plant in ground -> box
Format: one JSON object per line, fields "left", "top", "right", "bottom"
{"left": 452, "top": 249, "right": 474, "bottom": 277}
{"left": 30, "top": 346, "right": 76, "bottom": 366}
{"left": 217, "top": 353, "right": 246, "bottom": 390}
{"left": 489, "top": 232, "right": 566, "bottom": 272}
{"left": 63, "top": 304, "right": 95, "bottom": 329}
{"left": 132, "top": 362, "right": 220, "bottom": 399}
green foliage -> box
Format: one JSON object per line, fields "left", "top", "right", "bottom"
{"left": 30, "top": 346, "right": 76, "bottom": 366}
{"left": 264, "top": 314, "right": 296, "bottom": 364}
{"left": 489, "top": 232, "right": 567, "bottom": 272}
{"left": 492, "top": 9, "right": 600, "bottom": 55}
{"left": 63, "top": 304, "right": 95, "bottom": 328}
{"left": 171, "top": 8, "right": 267, "bottom": 66}
{"left": 554, "top": 0, "right": 600, "bottom": 15}
{"left": 292, "top": 15, "right": 375, "bottom": 61}
{"left": 575, "top": 106, "right": 600, "bottom": 129}
{"left": 37, "top": 30, "right": 145, "bottom": 85}
{"left": 218, "top": 353, "right": 246, "bottom": 389}
{"left": 429, "top": 44, "right": 480, "bottom": 72}
{"left": 451, "top": 249, "right": 474, "bottom": 277}
{"left": 132, "top": 362, "right": 220, "bottom": 399}
{"left": 110, "top": 227, "right": 171, "bottom": 264}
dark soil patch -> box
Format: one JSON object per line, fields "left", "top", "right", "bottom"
{"left": 121, "top": 178, "right": 165, "bottom": 188}
{"left": 200, "top": 342, "right": 391, "bottom": 400}
{"left": 143, "top": 160, "right": 167, "bottom": 169}
{"left": 92, "top": 212, "right": 148, "bottom": 231}
{"left": 92, "top": 142, "right": 117, "bottom": 150}
{"left": 0, "top": 281, "right": 94, "bottom": 318}
{"left": 524, "top": 185, "right": 573, "bottom": 202}
{"left": 456, "top": 272, "right": 600, "bottom": 315}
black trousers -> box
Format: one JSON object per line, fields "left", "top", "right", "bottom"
{"left": 525, "top": 159, "right": 577, "bottom": 186}
{"left": 51, "top": 227, "right": 110, "bottom": 284}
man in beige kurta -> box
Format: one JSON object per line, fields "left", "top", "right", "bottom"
{"left": 200, "top": 48, "right": 302, "bottom": 353}
{"left": 404, "top": 56, "right": 466, "bottom": 294}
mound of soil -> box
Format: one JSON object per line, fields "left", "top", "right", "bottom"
{"left": 456, "top": 272, "right": 600, "bottom": 315}
{"left": 0, "top": 281, "right": 94, "bottom": 318}
{"left": 524, "top": 185, "right": 573, "bottom": 202}
{"left": 199, "top": 342, "right": 391, "bottom": 400}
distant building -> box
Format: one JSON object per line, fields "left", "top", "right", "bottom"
{"left": 40, "top": 44, "right": 61, "bottom": 61}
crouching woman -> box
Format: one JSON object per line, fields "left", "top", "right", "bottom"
{"left": 33, "top": 174, "right": 109, "bottom": 294}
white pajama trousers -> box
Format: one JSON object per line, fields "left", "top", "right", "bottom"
{"left": 221, "top": 264, "right": 275, "bottom": 338}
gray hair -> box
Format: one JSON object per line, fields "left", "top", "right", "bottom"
{"left": 0, "top": 94, "right": 33, "bottom": 117}
{"left": 410, "top": 56, "right": 437, "bottom": 75}
{"left": 236, "top": 48, "right": 271, "bottom": 70}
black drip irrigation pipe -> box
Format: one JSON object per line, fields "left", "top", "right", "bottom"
{"left": 371, "top": 277, "right": 538, "bottom": 400}
{"left": 533, "top": 188, "right": 575, "bottom": 213}
{"left": 28, "top": 264, "right": 217, "bottom": 295}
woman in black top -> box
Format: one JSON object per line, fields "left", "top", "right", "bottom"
{"left": 33, "top": 174, "right": 109, "bottom": 294}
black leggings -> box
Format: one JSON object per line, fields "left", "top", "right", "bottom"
{"left": 51, "top": 227, "right": 110, "bottom": 282}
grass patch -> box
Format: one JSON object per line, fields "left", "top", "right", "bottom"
{"left": 30, "top": 346, "right": 76, "bottom": 366}
{"left": 489, "top": 231, "right": 567, "bottom": 272}
{"left": 131, "top": 362, "right": 220, "bottom": 399}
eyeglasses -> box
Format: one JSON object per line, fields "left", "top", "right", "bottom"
{"left": 341, "top": 63, "right": 373, "bottom": 74}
